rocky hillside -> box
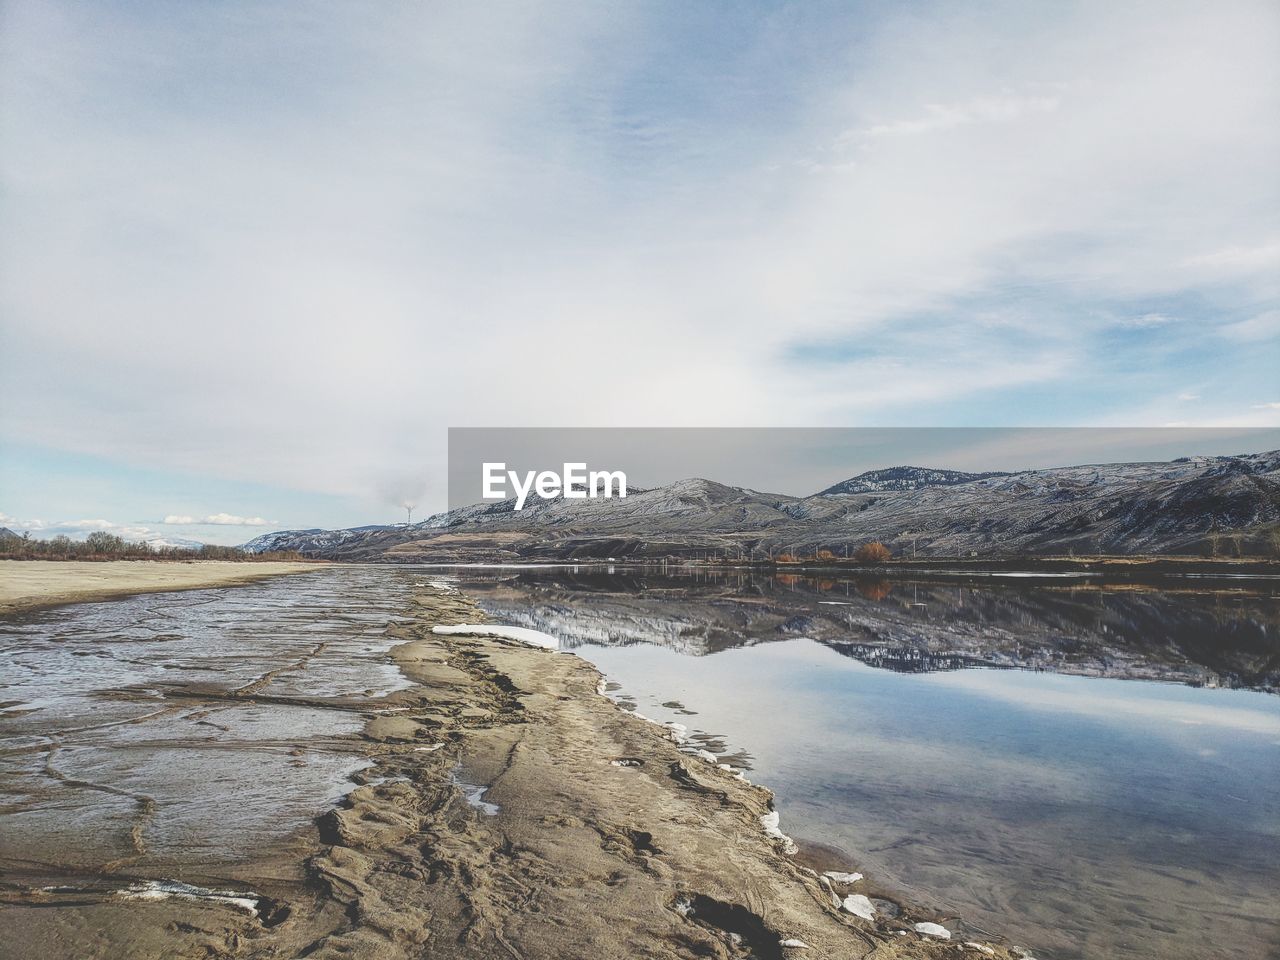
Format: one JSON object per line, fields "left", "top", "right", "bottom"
{"left": 818, "top": 465, "right": 1008, "bottom": 495}
{"left": 245, "top": 450, "right": 1280, "bottom": 562}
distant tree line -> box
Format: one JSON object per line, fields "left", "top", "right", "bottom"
{"left": 775, "top": 541, "right": 893, "bottom": 564}
{"left": 0, "top": 530, "right": 303, "bottom": 562}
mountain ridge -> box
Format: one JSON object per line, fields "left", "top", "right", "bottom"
{"left": 818, "top": 465, "right": 1011, "bottom": 496}
{"left": 244, "top": 449, "right": 1280, "bottom": 561}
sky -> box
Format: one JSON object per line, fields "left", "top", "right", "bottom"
{"left": 1, "top": 0, "right": 1278, "bottom": 544}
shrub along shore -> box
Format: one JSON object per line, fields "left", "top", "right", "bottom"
{"left": 0, "top": 529, "right": 300, "bottom": 562}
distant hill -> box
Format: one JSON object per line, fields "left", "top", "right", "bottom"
{"left": 243, "top": 524, "right": 398, "bottom": 555}
{"left": 0, "top": 527, "right": 21, "bottom": 541}
{"left": 243, "top": 450, "right": 1280, "bottom": 562}
{"left": 142, "top": 535, "right": 207, "bottom": 550}
{"left": 818, "top": 466, "right": 1010, "bottom": 496}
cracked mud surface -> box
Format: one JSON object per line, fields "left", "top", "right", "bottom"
{"left": 2, "top": 586, "right": 1023, "bottom": 959}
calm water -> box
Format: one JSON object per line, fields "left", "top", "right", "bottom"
{"left": 446, "top": 566, "right": 1280, "bottom": 960}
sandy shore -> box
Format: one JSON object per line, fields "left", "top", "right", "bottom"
{"left": 0, "top": 559, "right": 326, "bottom": 614}
{"left": 2, "top": 584, "right": 1027, "bottom": 959}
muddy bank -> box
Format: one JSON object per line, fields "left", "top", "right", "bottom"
{"left": 1, "top": 586, "right": 1031, "bottom": 959}
{"left": 0, "top": 559, "right": 325, "bottom": 614}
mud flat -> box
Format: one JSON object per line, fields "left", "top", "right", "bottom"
{"left": 0, "top": 559, "right": 324, "bottom": 614}
{"left": 1, "top": 584, "right": 1036, "bottom": 959}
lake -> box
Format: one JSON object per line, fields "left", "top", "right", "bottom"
{"left": 445, "top": 565, "right": 1280, "bottom": 960}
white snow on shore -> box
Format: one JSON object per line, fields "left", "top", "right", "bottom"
{"left": 432, "top": 623, "right": 560, "bottom": 650}
{"left": 840, "top": 893, "right": 875, "bottom": 920}
{"left": 760, "top": 810, "right": 799, "bottom": 855}
{"left": 823, "top": 870, "right": 863, "bottom": 884}
{"left": 116, "top": 880, "right": 260, "bottom": 915}
{"left": 914, "top": 922, "right": 951, "bottom": 939}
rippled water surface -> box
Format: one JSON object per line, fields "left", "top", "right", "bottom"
{"left": 0, "top": 566, "right": 417, "bottom": 875}
{"left": 448, "top": 565, "right": 1280, "bottom": 960}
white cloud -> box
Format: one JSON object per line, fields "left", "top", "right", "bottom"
{"left": 1252, "top": 402, "right": 1280, "bottom": 410}
{"left": 1219, "top": 309, "right": 1280, "bottom": 342}
{"left": 1186, "top": 241, "right": 1280, "bottom": 272}
{"left": 161, "top": 513, "right": 275, "bottom": 526}
{"left": 1177, "top": 392, "right": 1200, "bottom": 401}
{"left": 205, "top": 513, "right": 273, "bottom": 526}
{"left": 0, "top": 511, "right": 197, "bottom": 545}
{"left": 1121, "top": 313, "right": 1176, "bottom": 329}
{"left": 851, "top": 93, "right": 1061, "bottom": 140}
{"left": 0, "top": 0, "right": 1276, "bottom": 509}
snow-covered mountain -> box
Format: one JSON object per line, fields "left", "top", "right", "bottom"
{"left": 818, "top": 466, "right": 1009, "bottom": 496}
{"left": 142, "top": 535, "right": 207, "bottom": 550}
{"left": 242, "top": 450, "right": 1280, "bottom": 561}
{"left": 242, "top": 524, "right": 398, "bottom": 554}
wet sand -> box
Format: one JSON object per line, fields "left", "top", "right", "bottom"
{"left": 0, "top": 560, "right": 325, "bottom": 614}
{"left": 1, "top": 584, "right": 1028, "bottom": 960}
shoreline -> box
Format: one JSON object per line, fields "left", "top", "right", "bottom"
{"left": 300, "top": 586, "right": 1033, "bottom": 958}
{"left": 2, "top": 579, "right": 1033, "bottom": 959}
{"left": 0, "top": 559, "right": 328, "bottom": 615}
{"left": 379, "top": 555, "right": 1280, "bottom": 588}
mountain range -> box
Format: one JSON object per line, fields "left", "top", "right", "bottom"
{"left": 245, "top": 450, "right": 1280, "bottom": 562}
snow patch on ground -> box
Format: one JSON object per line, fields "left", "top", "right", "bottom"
{"left": 116, "top": 880, "right": 260, "bottom": 915}
{"left": 914, "top": 922, "right": 951, "bottom": 939}
{"left": 759, "top": 810, "right": 799, "bottom": 855}
{"left": 840, "top": 894, "right": 876, "bottom": 920}
{"left": 823, "top": 870, "right": 863, "bottom": 884}
{"left": 682, "top": 746, "right": 719, "bottom": 764}
{"left": 451, "top": 776, "right": 499, "bottom": 816}
{"left": 432, "top": 623, "right": 559, "bottom": 650}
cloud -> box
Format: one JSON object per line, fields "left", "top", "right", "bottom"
{"left": 0, "top": 0, "right": 1277, "bottom": 514}
{"left": 850, "top": 93, "right": 1061, "bottom": 140}
{"left": 1186, "top": 241, "right": 1280, "bottom": 272}
{"left": 1121, "top": 313, "right": 1176, "bottom": 329}
{"left": 1219, "top": 309, "right": 1280, "bottom": 342}
{"left": 0, "top": 511, "right": 196, "bottom": 545}
{"left": 162, "top": 513, "right": 275, "bottom": 525}
{"left": 1252, "top": 402, "right": 1280, "bottom": 410}
{"left": 1177, "top": 392, "right": 1200, "bottom": 401}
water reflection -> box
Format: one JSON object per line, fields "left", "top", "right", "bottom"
{"left": 454, "top": 566, "right": 1280, "bottom": 692}
{"left": 450, "top": 565, "right": 1280, "bottom": 960}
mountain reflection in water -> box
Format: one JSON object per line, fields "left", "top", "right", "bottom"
{"left": 445, "top": 565, "right": 1280, "bottom": 960}
{"left": 458, "top": 566, "right": 1280, "bottom": 693}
